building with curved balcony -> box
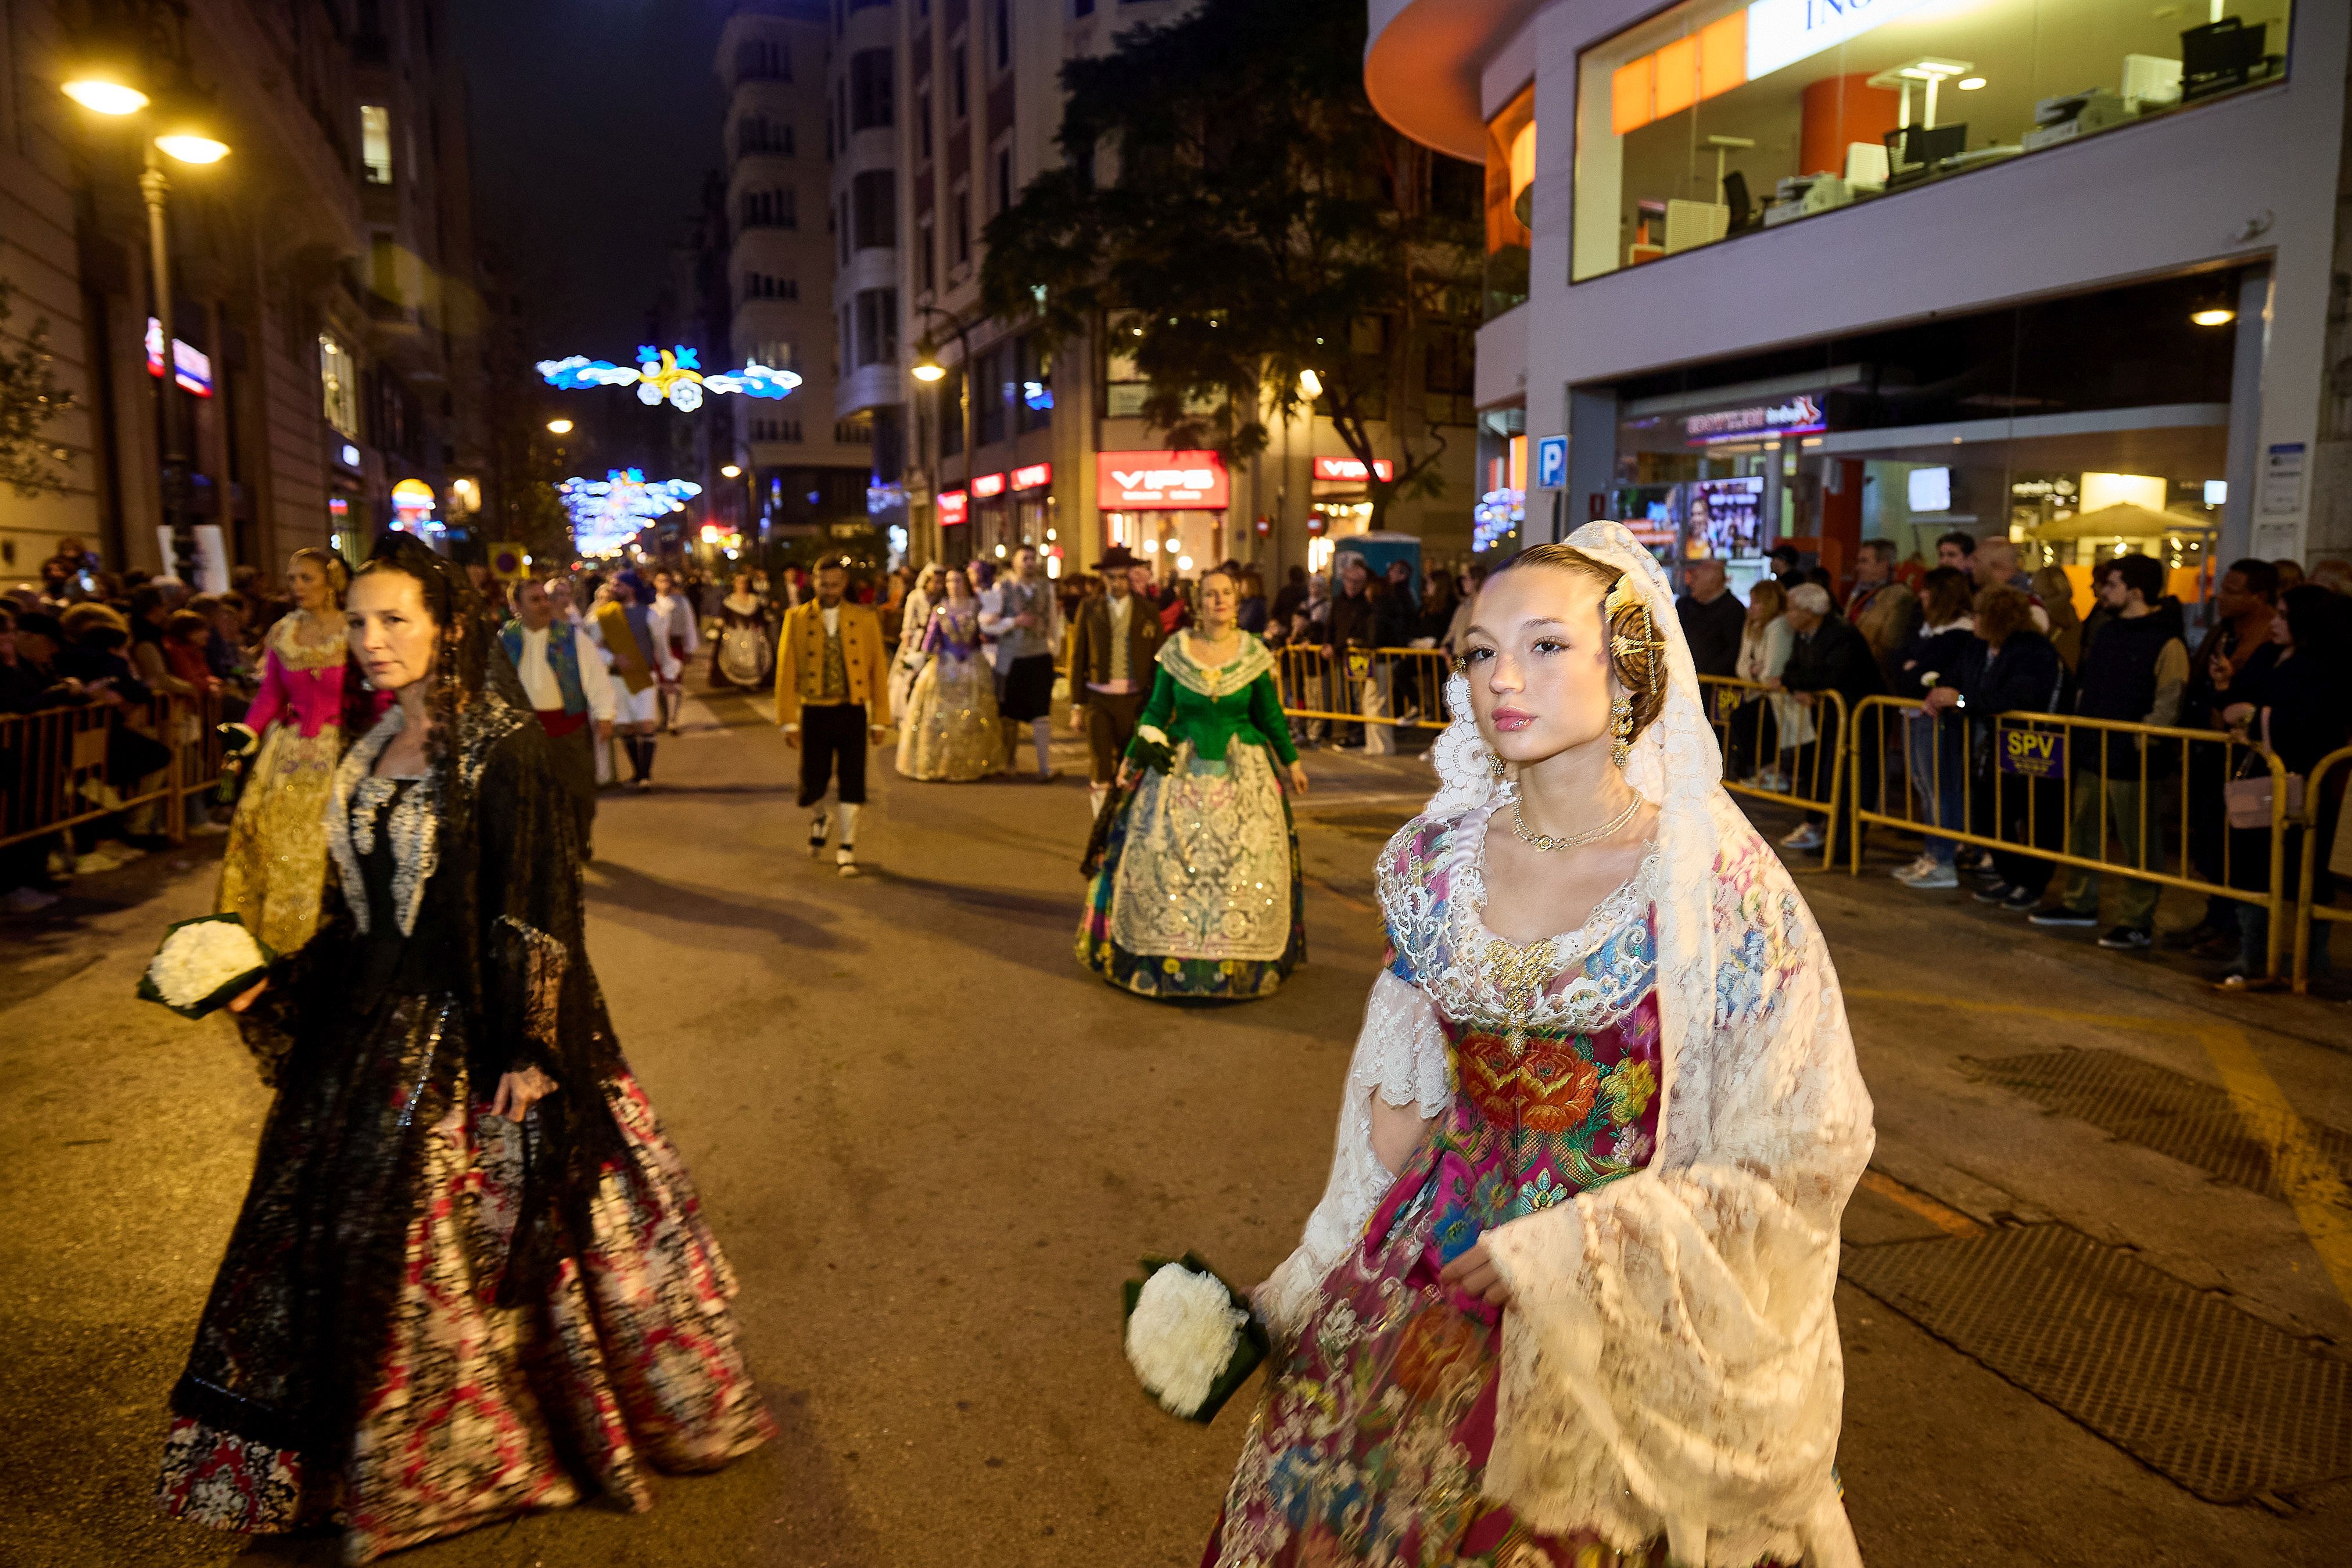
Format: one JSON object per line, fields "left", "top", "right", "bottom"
{"left": 828, "top": 0, "right": 906, "bottom": 543}
{"left": 1367, "top": 0, "right": 2349, "bottom": 593}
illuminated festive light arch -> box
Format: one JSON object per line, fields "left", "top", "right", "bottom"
{"left": 535, "top": 344, "right": 801, "bottom": 412}
{"left": 557, "top": 468, "right": 705, "bottom": 557}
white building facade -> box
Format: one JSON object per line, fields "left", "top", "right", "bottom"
{"left": 1366, "top": 0, "right": 2348, "bottom": 591}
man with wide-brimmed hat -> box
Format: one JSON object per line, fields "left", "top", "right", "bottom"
{"left": 1066, "top": 545, "right": 1163, "bottom": 816}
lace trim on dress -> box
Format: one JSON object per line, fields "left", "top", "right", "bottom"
{"left": 269, "top": 609, "right": 347, "bottom": 671}
{"left": 325, "top": 707, "right": 440, "bottom": 937}
{"left": 1159, "top": 631, "right": 1272, "bottom": 698}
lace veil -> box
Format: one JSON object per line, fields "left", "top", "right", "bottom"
{"left": 1429, "top": 522, "right": 1873, "bottom": 1568}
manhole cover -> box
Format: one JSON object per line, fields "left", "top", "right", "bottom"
{"left": 1842, "top": 1224, "right": 2352, "bottom": 1502}
{"left": 1964, "top": 1048, "right": 2352, "bottom": 1203}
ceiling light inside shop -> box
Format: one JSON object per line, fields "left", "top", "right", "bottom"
{"left": 1957, "top": 77, "right": 1987, "bottom": 91}
{"left": 2190, "top": 306, "right": 2236, "bottom": 326}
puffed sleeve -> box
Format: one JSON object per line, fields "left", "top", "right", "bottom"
{"left": 1254, "top": 959, "right": 1451, "bottom": 1340}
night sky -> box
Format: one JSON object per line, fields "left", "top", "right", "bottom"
{"left": 451, "top": 0, "right": 732, "bottom": 357}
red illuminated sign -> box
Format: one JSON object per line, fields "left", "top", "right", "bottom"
{"left": 970, "top": 472, "right": 1006, "bottom": 499}
{"left": 938, "top": 489, "right": 968, "bottom": 526}
{"left": 1010, "top": 462, "right": 1052, "bottom": 491}
{"left": 1096, "top": 450, "right": 1230, "bottom": 509}
{"left": 1313, "top": 456, "right": 1393, "bottom": 482}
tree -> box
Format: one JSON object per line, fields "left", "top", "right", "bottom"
{"left": 0, "top": 281, "right": 77, "bottom": 498}
{"left": 980, "top": 0, "right": 1481, "bottom": 530}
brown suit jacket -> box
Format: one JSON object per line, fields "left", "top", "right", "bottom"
{"left": 1067, "top": 591, "right": 1163, "bottom": 699}
{"left": 774, "top": 600, "right": 892, "bottom": 728}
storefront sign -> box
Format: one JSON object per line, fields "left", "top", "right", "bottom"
{"left": 1684, "top": 395, "right": 1822, "bottom": 446}
{"left": 1997, "top": 722, "right": 2067, "bottom": 780}
{"left": 938, "top": 489, "right": 968, "bottom": 526}
{"left": 1311, "top": 456, "right": 1394, "bottom": 483}
{"left": 144, "top": 318, "right": 213, "bottom": 398}
{"left": 1746, "top": 0, "right": 1939, "bottom": 81}
{"left": 970, "top": 471, "right": 1007, "bottom": 499}
{"left": 1096, "top": 450, "right": 1229, "bottom": 509}
{"left": 1010, "top": 462, "right": 1052, "bottom": 491}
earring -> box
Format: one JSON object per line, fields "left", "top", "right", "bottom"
{"left": 1489, "top": 751, "right": 1508, "bottom": 782}
{"left": 1610, "top": 695, "right": 1634, "bottom": 770}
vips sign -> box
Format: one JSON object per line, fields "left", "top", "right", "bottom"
{"left": 1997, "top": 722, "right": 2067, "bottom": 780}
{"left": 1096, "top": 450, "right": 1230, "bottom": 509}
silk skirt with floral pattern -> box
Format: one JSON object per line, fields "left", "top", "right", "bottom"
{"left": 895, "top": 651, "right": 1003, "bottom": 781}
{"left": 216, "top": 725, "right": 343, "bottom": 953}
{"left": 156, "top": 993, "right": 773, "bottom": 1563}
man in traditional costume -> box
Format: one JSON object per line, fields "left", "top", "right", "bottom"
{"left": 503, "top": 577, "right": 617, "bottom": 859}
{"left": 981, "top": 544, "right": 1062, "bottom": 781}
{"left": 587, "top": 574, "right": 679, "bottom": 793}
{"left": 776, "top": 558, "right": 892, "bottom": 876}
{"left": 646, "top": 570, "right": 701, "bottom": 733}
{"left": 1066, "top": 545, "right": 1163, "bottom": 818}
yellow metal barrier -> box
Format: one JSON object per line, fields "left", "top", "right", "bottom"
{"left": 0, "top": 693, "right": 223, "bottom": 853}
{"left": 1848, "top": 695, "right": 2292, "bottom": 977}
{"left": 1272, "top": 645, "right": 1456, "bottom": 733}
{"left": 2292, "top": 744, "right": 2352, "bottom": 993}
{"left": 1695, "top": 674, "right": 1850, "bottom": 870}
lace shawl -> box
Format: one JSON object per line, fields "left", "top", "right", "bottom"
{"left": 1277, "top": 522, "right": 1873, "bottom": 1568}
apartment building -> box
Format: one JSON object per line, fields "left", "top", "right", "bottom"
{"left": 0, "top": 0, "right": 489, "bottom": 581}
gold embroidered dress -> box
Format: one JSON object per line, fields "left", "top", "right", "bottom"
{"left": 895, "top": 602, "right": 1003, "bottom": 781}
{"left": 216, "top": 611, "right": 357, "bottom": 952}
{"left": 1076, "top": 631, "right": 1304, "bottom": 1000}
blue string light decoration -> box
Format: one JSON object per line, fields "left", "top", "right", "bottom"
{"left": 557, "top": 468, "right": 705, "bottom": 557}
{"left": 536, "top": 345, "right": 801, "bottom": 411}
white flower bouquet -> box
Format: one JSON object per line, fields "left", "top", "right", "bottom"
{"left": 1122, "top": 1254, "right": 1269, "bottom": 1424}
{"left": 137, "top": 913, "right": 277, "bottom": 1020}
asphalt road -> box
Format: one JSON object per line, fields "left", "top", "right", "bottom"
{"left": 2, "top": 683, "right": 2346, "bottom": 1567}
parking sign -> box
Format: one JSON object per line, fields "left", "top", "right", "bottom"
{"left": 1535, "top": 435, "right": 1566, "bottom": 490}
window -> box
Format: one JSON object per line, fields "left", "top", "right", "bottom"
{"left": 850, "top": 49, "right": 895, "bottom": 130}
{"left": 951, "top": 181, "right": 971, "bottom": 267}
{"left": 1016, "top": 333, "right": 1052, "bottom": 432}
{"left": 976, "top": 343, "right": 1009, "bottom": 446}
{"left": 751, "top": 415, "right": 804, "bottom": 443}
{"left": 836, "top": 416, "right": 874, "bottom": 446}
{"left": 950, "top": 42, "right": 969, "bottom": 120}
{"left": 754, "top": 340, "right": 799, "bottom": 371}
{"left": 917, "top": 213, "right": 937, "bottom": 293}
{"left": 738, "top": 115, "right": 794, "bottom": 157}
{"left": 744, "top": 272, "right": 799, "bottom": 300}
{"left": 836, "top": 79, "right": 849, "bottom": 153}
{"left": 736, "top": 37, "right": 790, "bottom": 81}
{"left": 837, "top": 193, "right": 851, "bottom": 264}
{"left": 742, "top": 187, "right": 798, "bottom": 228}
{"left": 852, "top": 170, "right": 898, "bottom": 249}
{"left": 1572, "top": 0, "right": 2296, "bottom": 283}
{"left": 855, "top": 288, "right": 899, "bottom": 366}
{"left": 319, "top": 333, "right": 358, "bottom": 437}
{"left": 991, "top": 143, "right": 1012, "bottom": 215}
{"left": 992, "top": 0, "right": 1011, "bottom": 71}
{"left": 369, "top": 232, "right": 399, "bottom": 300}
{"left": 360, "top": 105, "right": 393, "bottom": 184}
{"left": 916, "top": 89, "right": 932, "bottom": 159}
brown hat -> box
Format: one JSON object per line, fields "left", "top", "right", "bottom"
{"left": 1095, "top": 546, "right": 1140, "bottom": 572}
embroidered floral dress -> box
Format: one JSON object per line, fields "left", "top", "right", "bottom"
{"left": 1210, "top": 801, "right": 1679, "bottom": 1566}
{"left": 159, "top": 699, "right": 772, "bottom": 1563}
{"left": 216, "top": 611, "right": 371, "bottom": 952}
{"left": 1077, "top": 631, "right": 1304, "bottom": 1001}
{"left": 709, "top": 594, "right": 773, "bottom": 689}
{"left": 895, "top": 602, "right": 1004, "bottom": 781}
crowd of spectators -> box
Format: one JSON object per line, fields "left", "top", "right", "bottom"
{"left": 1673, "top": 531, "right": 2352, "bottom": 986}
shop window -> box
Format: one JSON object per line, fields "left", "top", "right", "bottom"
{"left": 360, "top": 105, "right": 393, "bottom": 184}
{"left": 852, "top": 170, "right": 898, "bottom": 249}
{"left": 1105, "top": 314, "right": 1148, "bottom": 418}
{"left": 1482, "top": 86, "right": 1532, "bottom": 317}
{"left": 1572, "top": 0, "right": 2294, "bottom": 284}
{"left": 319, "top": 333, "right": 358, "bottom": 438}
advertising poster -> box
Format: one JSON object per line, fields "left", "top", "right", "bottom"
{"left": 1687, "top": 477, "right": 1765, "bottom": 558}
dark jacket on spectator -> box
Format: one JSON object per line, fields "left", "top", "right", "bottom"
{"left": 1676, "top": 591, "right": 1746, "bottom": 680}
{"left": 1893, "top": 620, "right": 1978, "bottom": 701}
{"left": 1780, "top": 613, "right": 1884, "bottom": 716}
{"left": 1326, "top": 584, "right": 1378, "bottom": 651}
{"left": 2241, "top": 654, "right": 2352, "bottom": 778}
{"left": 2071, "top": 601, "right": 2188, "bottom": 773}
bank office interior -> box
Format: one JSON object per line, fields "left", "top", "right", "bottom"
{"left": 1573, "top": 0, "right": 2295, "bottom": 282}
{"left": 1605, "top": 270, "right": 2245, "bottom": 613}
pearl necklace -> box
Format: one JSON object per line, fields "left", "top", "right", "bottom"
{"left": 1511, "top": 792, "right": 1642, "bottom": 853}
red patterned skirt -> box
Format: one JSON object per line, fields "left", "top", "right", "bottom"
{"left": 157, "top": 995, "right": 771, "bottom": 1563}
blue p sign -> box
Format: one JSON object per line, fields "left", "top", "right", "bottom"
{"left": 1535, "top": 435, "right": 1566, "bottom": 490}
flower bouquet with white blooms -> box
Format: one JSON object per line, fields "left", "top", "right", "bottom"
{"left": 137, "top": 913, "right": 276, "bottom": 1020}
{"left": 1122, "top": 1254, "right": 1269, "bottom": 1424}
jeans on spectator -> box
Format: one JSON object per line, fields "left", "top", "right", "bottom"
{"left": 2059, "top": 775, "right": 2161, "bottom": 931}
{"left": 1905, "top": 713, "right": 1964, "bottom": 864}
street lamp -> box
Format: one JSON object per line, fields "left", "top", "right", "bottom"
{"left": 912, "top": 307, "right": 975, "bottom": 557}
{"left": 60, "top": 14, "right": 232, "bottom": 586}
{"left": 546, "top": 417, "right": 575, "bottom": 435}
{"left": 909, "top": 345, "right": 946, "bottom": 383}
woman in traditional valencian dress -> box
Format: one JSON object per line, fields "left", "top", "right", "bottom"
{"left": 896, "top": 566, "right": 1004, "bottom": 781}
{"left": 1211, "top": 524, "right": 1873, "bottom": 1568}
{"left": 1078, "top": 566, "right": 1310, "bottom": 1001}
{"left": 216, "top": 548, "right": 363, "bottom": 952}
{"left": 888, "top": 561, "right": 946, "bottom": 718}
{"left": 708, "top": 572, "right": 775, "bottom": 690}
{"left": 158, "top": 536, "right": 771, "bottom": 1564}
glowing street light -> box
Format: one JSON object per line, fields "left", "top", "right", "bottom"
{"left": 1297, "top": 368, "right": 1322, "bottom": 399}
{"left": 720, "top": 463, "right": 742, "bottom": 478}
{"left": 62, "top": 73, "right": 148, "bottom": 115}
{"left": 909, "top": 340, "right": 946, "bottom": 383}
{"left": 546, "top": 417, "right": 574, "bottom": 435}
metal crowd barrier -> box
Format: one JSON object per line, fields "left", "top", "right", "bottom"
{"left": 1695, "top": 675, "right": 1851, "bottom": 870}
{"left": 1272, "top": 645, "right": 1457, "bottom": 739}
{"left": 0, "top": 692, "right": 227, "bottom": 853}
{"left": 2292, "top": 744, "right": 2352, "bottom": 993}
{"left": 1848, "top": 695, "right": 2293, "bottom": 978}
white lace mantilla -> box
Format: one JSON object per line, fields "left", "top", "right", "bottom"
{"left": 325, "top": 706, "right": 439, "bottom": 937}
{"left": 1265, "top": 522, "right": 1874, "bottom": 1568}
{"left": 1159, "top": 630, "right": 1273, "bottom": 698}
